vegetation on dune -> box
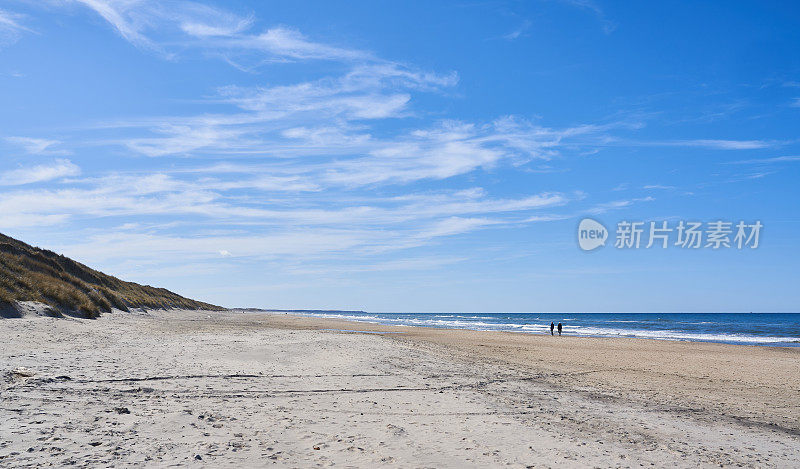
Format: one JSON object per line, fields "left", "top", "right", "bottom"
{"left": 0, "top": 233, "right": 224, "bottom": 317}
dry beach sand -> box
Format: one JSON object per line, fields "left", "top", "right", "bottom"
{"left": 1, "top": 309, "right": 799, "bottom": 467}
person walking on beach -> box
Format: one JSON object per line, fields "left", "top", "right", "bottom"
{"left": 557, "top": 322, "right": 562, "bottom": 336}
{"left": 550, "top": 322, "right": 555, "bottom": 336}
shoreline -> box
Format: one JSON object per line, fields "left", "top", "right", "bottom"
{"left": 252, "top": 308, "right": 800, "bottom": 348}
{"left": 264, "top": 309, "right": 800, "bottom": 348}
{"left": 2, "top": 309, "right": 798, "bottom": 467}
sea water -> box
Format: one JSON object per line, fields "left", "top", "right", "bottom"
{"left": 297, "top": 312, "right": 800, "bottom": 347}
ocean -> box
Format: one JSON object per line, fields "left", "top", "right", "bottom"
{"left": 296, "top": 312, "right": 800, "bottom": 347}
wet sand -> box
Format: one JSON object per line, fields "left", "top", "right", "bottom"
{"left": 1, "top": 309, "right": 798, "bottom": 467}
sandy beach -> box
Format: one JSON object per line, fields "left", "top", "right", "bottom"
{"left": 1, "top": 310, "right": 798, "bottom": 467}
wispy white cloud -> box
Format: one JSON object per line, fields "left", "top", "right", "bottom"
{"left": 218, "top": 26, "right": 370, "bottom": 62}
{"left": 0, "top": 156, "right": 585, "bottom": 276}
{"left": 0, "top": 9, "right": 28, "bottom": 31}
{"left": 68, "top": 0, "right": 371, "bottom": 64}
{"left": 84, "top": 62, "right": 457, "bottom": 159}
{"left": 558, "top": 0, "right": 616, "bottom": 34}
{"left": 217, "top": 63, "right": 456, "bottom": 117}
{"left": 316, "top": 120, "right": 549, "bottom": 186}
{"left": 626, "top": 138, "right": 776, "bottom": 150}
{"left": 0, "top": 168, "right": 570, "bottom": 227}
{"left": 415, "top": 217, "right": 499, "bottom": 239}
{"left": 5, "top": 136, "right": 69, "bottom": 155}
{"left": 503, "top": 20, "right": 531, "bottom": 41}
{"left": 726, "top": 155, "right": 800, "bottom": 165}
{"left": 677, "top": 139, "right": 774, "bottom": 150}
{"left": 0, "top": 8, "right": 32, "bottom": 46}
{"left": 66, "top": 119, "right": 619, "bottom": 214}
{"left": 123, "top": 123, "right": 252, "bottom": 157}
{"left": 178, "top": 8, "right": 253, "bottom": 38}
{"left": 0, "top": 213, "right": 70, "bottom": 230}
{"left": 23, "top": 199, "right": 551, "bottom": 267}
{"left": 72, "top": 0, "right": 157, "bottom": 51}
{"left": 0, "top": 159, "right": 81, "bottom": 186}
{"left": 70, "top": 0, "right": 250, "bottom": 56}
{"left": 92, "top": 105, "right": 627, "bottom": 188}
{"left": 585, "top": 197, "right": 654, "bottom": 215}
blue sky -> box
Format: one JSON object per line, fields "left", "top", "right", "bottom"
{"left": 0, "top": 0, "right": 798, "bottom": 312}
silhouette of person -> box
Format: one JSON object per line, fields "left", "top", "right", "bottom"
{"left": 550, "top": 322, "right": 555, "bottom": 336}
{"left": 557, "top": 322, "right": 562, "bottom": 336}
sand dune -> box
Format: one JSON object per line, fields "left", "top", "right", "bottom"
{"left": 1, "top": 310, "right": 798, "bottom": 467}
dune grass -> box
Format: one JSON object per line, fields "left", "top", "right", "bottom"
{"left": 0, "top": 233, "right": 224, "bottom": 317}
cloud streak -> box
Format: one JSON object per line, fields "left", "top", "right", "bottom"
{"left": 624, "top": 139, "right": 776, "bottom": 150}
{"left": 5, "top": 136, "right": 69, "bottom": 155}
{"left": 69, "top": 0, "right": 372, "bottom": 64}
{"left": 558, "top": 0, "right": 616, "bottom": 34}
{"left": 0, "top": 159, "right": 81, "bottom": 186}
{"left": 726, "top": 155, "right": 800, "bottom": 165}
{"left": 0, "top": 8, "right": 32, "bottom": 46}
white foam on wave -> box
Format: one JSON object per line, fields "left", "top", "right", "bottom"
{"left": 297, "top": 312, "right": 531, "bottom": 330}
{"left": 566, "top": 326, "right": 796, "bottom": 344}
